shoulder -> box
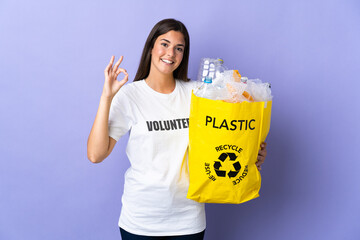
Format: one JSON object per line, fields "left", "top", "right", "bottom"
{"left": 120, "top": 80, "right": 145, "bottom": 93}
{"left": 176, "top": 79, "right": 199, "bottom": 92}
{"left": 112, "top": 80, "right": 145, "bottom": 104}
{"left": 116, "top": 80, "right": 145, "bottom": 97}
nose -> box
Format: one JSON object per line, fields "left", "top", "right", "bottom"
{"left": 166, "top": 47, "right": 175, "bottom": 57}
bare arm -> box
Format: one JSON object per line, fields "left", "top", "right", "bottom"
{"left": 87, "top": 96, "right": 117, "bottom": 163}
{"left": 87, "top": 56, "right": 128, "bottom": 163}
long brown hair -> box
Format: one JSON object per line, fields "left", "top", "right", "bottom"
{"left": 134, "top": 19, "right": 190, "bottom": 82}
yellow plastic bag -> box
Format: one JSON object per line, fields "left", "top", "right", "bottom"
{"left": 187, "top": 92, "right": 272, "bottom": 204}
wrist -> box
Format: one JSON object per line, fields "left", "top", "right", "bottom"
{"left": 100, "top": 94, "right": 113, "bottom": 102}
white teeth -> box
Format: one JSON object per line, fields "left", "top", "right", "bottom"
{"left": 161, "top": 59, "right": 173, "bottom": 64}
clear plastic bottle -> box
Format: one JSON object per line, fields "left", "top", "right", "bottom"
{"left": 214, "top": 58, "right": 226, "bottom": 80}
{"left": 197, "top": 58, "right": 227, "bottom": 82}
{"left": 195, "top": 76, "right": 217, "bottom": 100}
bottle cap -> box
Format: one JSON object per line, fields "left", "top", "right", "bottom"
{"left": 217, "top": 58, "right": 224, "bottom": 64}
{"left": 204, "top": 76, "right": 212, "bottom": 83}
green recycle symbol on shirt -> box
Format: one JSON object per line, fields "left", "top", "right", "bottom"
{"left": 213, "top": 152, "right": 241, "bottom": 178}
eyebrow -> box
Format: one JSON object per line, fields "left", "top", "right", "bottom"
{"left": 160, "top": 38, "right": 185, "bottom": 47}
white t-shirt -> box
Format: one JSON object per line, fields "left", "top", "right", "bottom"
{"left": 108, "top": 79, "right": 205, "bottom": 236}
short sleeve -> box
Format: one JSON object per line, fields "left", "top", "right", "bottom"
{"left": 189, "top": 79, "right": 201, "bottom": 89}
{"left": 185, "top": 79, "right": 200, "bottom": 92}
{"left": 108, "top": 87, "right": 133, "bottom": 141}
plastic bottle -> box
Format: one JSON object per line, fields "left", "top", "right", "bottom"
{"left": 214, "top": 58, "right": 226, "bottom": 80}
{"left": 195, "top": 76, "right": 216, "bottom": 100}
{"left": 197, "top": 58, "right": 227, "bottom": 82}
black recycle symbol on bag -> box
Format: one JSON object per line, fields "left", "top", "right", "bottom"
{"left": 214, "top": 153, "right": 241, "bottom": 178}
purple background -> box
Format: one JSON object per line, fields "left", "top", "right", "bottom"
{"left": 1, "top": 0, "right": 359, "bottom": 239}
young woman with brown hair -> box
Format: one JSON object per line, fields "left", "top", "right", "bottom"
{"left": 87, "top": 18, "right": 267, "bottom": 240}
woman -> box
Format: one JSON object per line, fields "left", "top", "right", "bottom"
{"left": 87, "top": 18, "right": 267, "bottom": 240}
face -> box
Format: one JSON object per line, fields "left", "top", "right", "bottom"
{"left": 150, "top": 30, "right": 185, "bottom": 76}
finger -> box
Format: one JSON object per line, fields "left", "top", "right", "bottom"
{"left": 105, "top": 56, "right": 115, "bottom": 75}
{"left": 256, "top": 155, "right": 265, "bottom": 165}
{"left": 105, "top": 56, "right": 114, "bottom": 70}
{"left": 119, "top": 74, "right": 129, "bottom": 86}
{"left": 260, "top": 142, "right": 267, "bottom": 149}
{"left": 256, "top": 163, "right": 263, "bottom": 171}
{"left": 109, "top": 55, "right": 115, "bottom": 65}
{"left": 115, "top": 67, "right": 127, "bottom": 76}
{"left": 256, "top": 158, "right": 263, "bottom": 166}
{"left": 258, "top": 149, "right": 267, "bottom": 157}
{"left": 115, "top": 68, "right": 128, "bottom": 81}
{"left": 257, "top": 154, "right": 265, "bottom": 161}
{"left": 115, "top": 72, "right": 129, "bottom": 89}
{"left": 113, "top": 56, "right": 124, "bottom": 72}
{"left": 256, "top": 159, "right": 264, "bottom": 167}
{"left": 114, "top": 69, "right": 128, "bottom": 82}
{"left": 104, "top": 66, "right": 110, "bottom": 77}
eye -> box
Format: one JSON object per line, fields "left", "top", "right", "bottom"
{"left": 176, "top": 47, "right": 184, "bottom": 52}
{"left": 161, "top": 42, "right": 168, "bottom": 47}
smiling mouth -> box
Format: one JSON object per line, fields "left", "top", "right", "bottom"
{"left": 161, "top": 58, "right": 174, "bottom": 64}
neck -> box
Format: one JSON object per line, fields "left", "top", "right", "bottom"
{"left": 145, "top": 71, "right": 176, "bottom": 94}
